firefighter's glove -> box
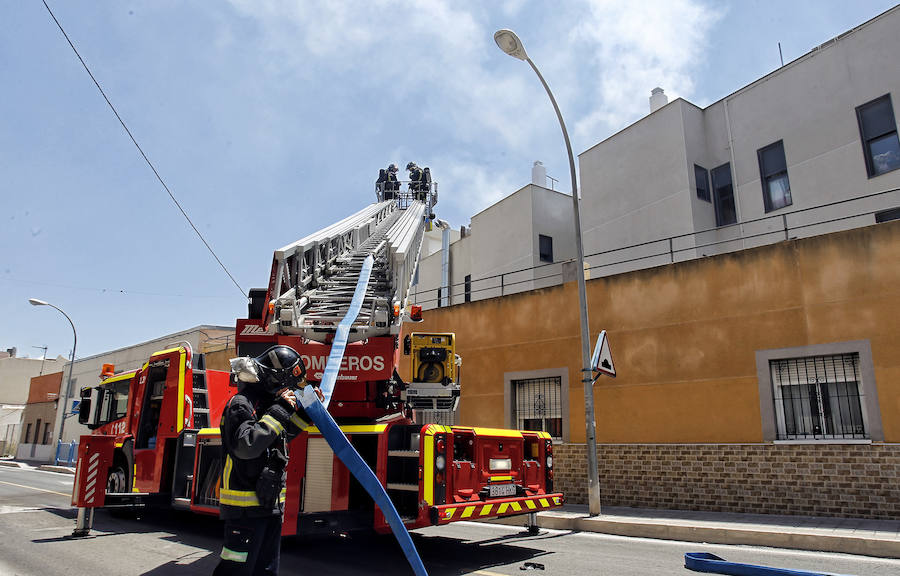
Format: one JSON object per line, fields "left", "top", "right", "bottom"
{"left": 255, "top": 466, "right": 282, "bottom": 510}
{"left": 265, "top": 404, "right": 308, "bottom": 438}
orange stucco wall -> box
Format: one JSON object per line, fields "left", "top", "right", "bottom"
{"left": 401, "top": 220, "right": 900, "bottom": 443}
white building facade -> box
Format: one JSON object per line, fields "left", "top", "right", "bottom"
{"left": 413, "top": 7, "right": 900, "bottom": 305}
{"left": 411, "top": 181, "right": 577, "bottom": 309}
{"left": 579, "top": 6, "right": 900, "bottom": 275}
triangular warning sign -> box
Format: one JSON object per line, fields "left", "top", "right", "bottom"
{"left": 591, "top": 330, "right": 616, "bottom": 378}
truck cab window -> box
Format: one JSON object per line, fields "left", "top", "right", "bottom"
{"left": 137, "top": 363, "right": 168, "bottom": 449}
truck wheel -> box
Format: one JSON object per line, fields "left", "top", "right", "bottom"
{"left": 106, "top": 465, "right": 128, "bottom": 494}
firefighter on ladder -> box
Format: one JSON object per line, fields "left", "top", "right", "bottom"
{"left": 406, "top": 162, "right": 429, "bottom": 201}
{"left": 213, "top": 345, "right": 322, "bottom": 576}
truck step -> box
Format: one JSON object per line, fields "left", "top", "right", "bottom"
{"left": 387, "top": 450, "right": 420, "bottom": 458}
{"left": 386, "top": 483, "right": 419, "bottom": 492}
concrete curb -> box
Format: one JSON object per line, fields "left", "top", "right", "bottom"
{"left": 37, "top": 465, "right": 76, "bottom": 475}
{"left": 0, "top": 460, "right": 24, "bottom": 468}
{"left": 488, "top": 513, "right": 900, "bottom": 559}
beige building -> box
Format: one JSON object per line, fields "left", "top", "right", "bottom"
{"left": 16, "top": 371, "right": 64, "bottom": 462}
{"left": 52, "top": 325, "right": 233, "bottom": 452}
{"left": 0, "top": 352, "right": 65, "bottom": 456}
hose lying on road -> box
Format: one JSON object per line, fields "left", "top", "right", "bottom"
{"left": 684, "top": 552, "right": 850, "bottom": 576}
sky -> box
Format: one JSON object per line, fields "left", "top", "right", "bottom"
{"left": 2, "top": 0, "right": 897, "bottom": 362}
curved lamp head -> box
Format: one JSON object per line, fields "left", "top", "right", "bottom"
{"left": 494, "top": 29, "right": 528, "bottom": 61}
{"left": 29, "top": 298, "right": 49, "bottom": 307}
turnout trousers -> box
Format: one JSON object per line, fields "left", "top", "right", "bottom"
{"left": 213, "top": 515, "right": 283, "bottom": 576}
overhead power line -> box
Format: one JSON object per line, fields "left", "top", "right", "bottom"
{"left": 41, "top": 0, "right": 247, "bottom": 298}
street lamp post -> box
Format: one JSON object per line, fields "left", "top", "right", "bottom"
{"left": 494, "top": 29, "right": 601, "bottom": 515}
{"left": 29, "top": 298, "right": 78, "bottom": 447}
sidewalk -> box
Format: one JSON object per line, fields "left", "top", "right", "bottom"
{"left": 0, "top": 458, "right": 75, "bottom": 474}
{"left": 490, "top": 504, "right": 900, "bottom": 559}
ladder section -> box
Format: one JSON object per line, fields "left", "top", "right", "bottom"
{"left": 191, "top": 371, "right": 210, "bottom": 429}
{"left": 268, "top": 200, "right": 427, "bottom": 342}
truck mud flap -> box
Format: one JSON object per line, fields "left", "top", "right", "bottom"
{"left": 430, "top": 493, "right": 564, "bottom": 525}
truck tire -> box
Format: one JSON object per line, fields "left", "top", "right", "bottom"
{"left": 106, "top": 464, "right": 128, "bottom": 494}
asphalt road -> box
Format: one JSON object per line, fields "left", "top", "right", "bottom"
{"left": 1, "top": 465, "right": 899, "bottom": 575}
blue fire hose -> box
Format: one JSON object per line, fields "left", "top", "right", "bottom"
{"left": 297, "top": 254, "right": 428, "bottom": 576}
{"left": 685, "top": 552, "right": 851, "bottom": 576}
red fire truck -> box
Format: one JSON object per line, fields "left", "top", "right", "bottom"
{"left": 71, "top": 192, "right": 563, "bottom": 536}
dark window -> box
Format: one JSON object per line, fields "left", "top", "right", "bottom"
{"left": 694, "top": 165, "right": 710, "bottom": 202}
{"left": 758, "top": 140, "right": 792, "bottom": 212}
{"left": 856, "top": 94, "right": 900, "bottom": 177}
{"left": 436, "top": 287, "right": 442, "bottom": 308}
{"left": 25, "top": 423, "right": 32, "bottom": 444}
{"left": 770, "top": 354, "right": 866, "bottom": 439}
{"left": 42, "top": 423, "right": 51, "bottom": 445}
{"left": 464, "top": 275, "right": 471, "bottom": 303}
{"left": 875, "top": 207, "right": 900, "bottom": 223}
{"left": 539, "top": 234, "right": 553, "bottom": 263}
{"left": 711, "top": 163, "right": 737, "bottom": 226}
{"left": 34, "top": 419, "right": 41, "bottom": 445}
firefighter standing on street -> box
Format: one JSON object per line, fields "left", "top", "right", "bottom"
{"left": 213, "top": 345, "right": 321, "bottom": 576}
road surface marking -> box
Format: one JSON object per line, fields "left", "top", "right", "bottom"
{"left": 0, "top": 480, "right": 71, "bottom": 497}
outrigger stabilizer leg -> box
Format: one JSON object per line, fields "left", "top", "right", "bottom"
{"left": 72, "top": 507, "right": 94, "bottom": 538}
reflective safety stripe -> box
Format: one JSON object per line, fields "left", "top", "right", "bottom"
{"left": 444, "top": 508, "right": 456, "bottom": 519}
{"left": 460, "top": 506, "right": 476, "bottom": 518}
{"left": 224, "top": 456, "right": 234, "bottom": 491}
{"left": 220, "top": 547, "right": 248, "bottom": 563}
{"left": 525, "top": 500, "right": 537, "bottom": 510}
{"left": 290, "top": 413, "right": 307, "bottom": 429}
{"left": 220, "top": 489, "right": 260, "bottom": 507}
{"left": 498, "top": 502, "right": 510, "bottom": 514}
{"left": 260, "top": 414, "right": 284, "bottom": 435}
{"left": 479, "top": 504, "right": 493, "bottom": 516}
{"left": 511, "top": 502, "right": 522, "bottom": 512}
{"left": 539, "top": 498, "right": 549, "bottom": 508}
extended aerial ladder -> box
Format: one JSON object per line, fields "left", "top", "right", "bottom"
{"left": 239, "top": 183, "right": 453, "bottom": 421}
{"left": 264, "top": 196, "right": 430, "bottom": 343}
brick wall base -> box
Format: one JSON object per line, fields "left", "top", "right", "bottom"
{"left": 554, "top": 443, "right": 900, "bottom": 520}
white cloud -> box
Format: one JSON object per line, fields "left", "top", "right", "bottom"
{"left": 569, "top": 0, "right": 723, "bottom": 144}
{"left": 221, "top": 0, "right": 720, "bottom": 217}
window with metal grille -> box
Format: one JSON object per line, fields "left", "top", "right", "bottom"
{"left": 464, "top": 275, "right": 471, "bottom": 303}
{"left": 770, "top": 353, "right": 867, "bottom": 440}
{"left": 513, "top": 376, "right": 562, "bottom": 440}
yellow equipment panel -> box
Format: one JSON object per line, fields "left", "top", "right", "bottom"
{"left": 410, "top": 333, "right": 455, "bottom": 384}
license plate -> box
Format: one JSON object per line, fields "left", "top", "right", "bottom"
{"left": 488, "top": 484, "right": 517, "bottom": 498}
